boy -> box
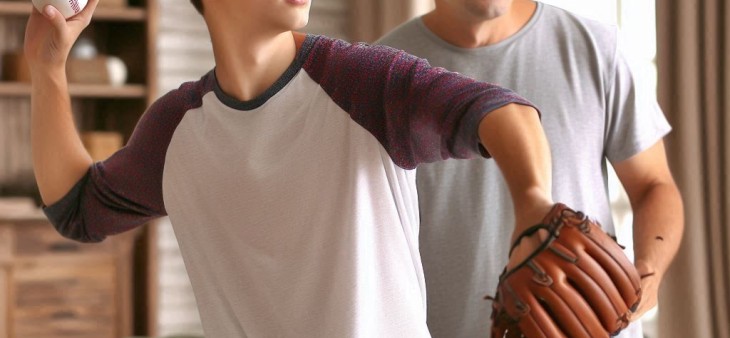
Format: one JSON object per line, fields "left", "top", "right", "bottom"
{"left": 25, "top": 0, "right": 555, "bottom": 336}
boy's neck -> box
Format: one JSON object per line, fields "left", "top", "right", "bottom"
{"left": 209, "top": 27, "right": 299, "bottom": 102}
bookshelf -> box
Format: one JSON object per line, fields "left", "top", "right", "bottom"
{"left": 0, "top": 1, "right": 158, "bottom": 336}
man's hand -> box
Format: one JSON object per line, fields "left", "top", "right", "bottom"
{"left": 24, "top": 0, "right": 99, "bottom": 72}
{"left": 629, "top": 260, "right": 661, "bottom": 321}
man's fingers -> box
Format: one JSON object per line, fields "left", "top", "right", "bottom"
{"left": 629, "top": 273, "right": 659, "bottom": 322}
{"left": 629, "top": 301, "right": 652, "bottom": 322}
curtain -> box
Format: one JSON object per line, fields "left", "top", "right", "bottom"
{"left": 350, "top": 0, "right": 434, "bottom": 42}
{"left": 656, "top": 1, "right": 730, "bottom": 338}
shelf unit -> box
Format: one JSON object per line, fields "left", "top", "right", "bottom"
{"left": 0, "top": 0, "right": 158, "bottom": 142}
{"left": 0, "top": 0, "right": 159, "bottom": 337}
{"left": 0, "top": 82, "right": 147, "bottom": 97}
{"left": 0, "top": 2, "right": 147, "bottom": 20}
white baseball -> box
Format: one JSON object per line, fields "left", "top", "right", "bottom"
{"left": 32, "top": 0, "right": 89, "bottom": 19}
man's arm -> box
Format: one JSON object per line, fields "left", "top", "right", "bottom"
{"left": 612, "top": 140, "right": 684, "bottom": 320}
{"left": 25, "top": 0, "right": 99, "bottom": 205}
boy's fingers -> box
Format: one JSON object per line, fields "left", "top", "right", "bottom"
{"left": 43, "top": 5, "right": 67, "bottom": 30}
{"left": 72, "top": 0, "right": 99, "bottom": 24}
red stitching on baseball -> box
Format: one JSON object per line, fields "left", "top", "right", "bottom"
{"left": 68, "top": 0, "right": 81, "bottom": 13}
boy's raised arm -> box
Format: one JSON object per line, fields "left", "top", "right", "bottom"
{"left": 25, "top": 0, "right": 99, "bottom": 205}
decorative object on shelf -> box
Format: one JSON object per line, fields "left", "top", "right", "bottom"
{"left": 106, "top": 55, "right": 128, "bottom": 86}
{"left": 65, "top": 55, "right": 128, "bottom": 85}
{"left": 31, "top": 0, "right": 88, "bottom": 19}
{"left": 4, "top": 33, "right": 128, "bottom": 85}
{"left": 70, "top": 36, "right": 98, "bottom": 59}
{"left": 3, "top": 50, "right": 129, "bottom": 86}
{"left": 66, "top": 56, "right": 111, "bottom": 84}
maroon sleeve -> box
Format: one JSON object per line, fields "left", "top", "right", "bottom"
{"left": 43, "top": 77, "right": 210, "bottom": 242}
{"left": 302, "top": 36, "right": 538, "bottom": 169}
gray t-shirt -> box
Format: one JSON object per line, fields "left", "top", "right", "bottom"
{"left": 377, "top": 3, "right": 671, "bottom": 338}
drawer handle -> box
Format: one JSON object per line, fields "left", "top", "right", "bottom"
{"left": 51, "top": 310, "right": 77, "bottom": 319}
{"left": 49, "top": 242, "right": 80, "bottom": 252}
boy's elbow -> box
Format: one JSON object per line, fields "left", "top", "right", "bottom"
{"left": 49, "top": 216, "right": 106, "bottom": 243}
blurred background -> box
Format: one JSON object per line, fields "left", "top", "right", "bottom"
{"left": 0, "top": 0, "right": 727, "bottom": 337}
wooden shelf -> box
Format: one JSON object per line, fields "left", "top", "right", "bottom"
{"left": 0, "top": 82, "right": 147, "bottom": 98}
{"left": 0, "top": 2, "right": 146, "bottom": 21}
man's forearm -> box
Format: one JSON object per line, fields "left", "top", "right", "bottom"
{"left": 631, "top": 182, "right": 684, "bottom": 278}
{"left": 31, "top": 68, "right": 93, "bottom": 205}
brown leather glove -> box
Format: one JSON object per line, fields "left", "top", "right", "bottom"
{"left": 489, "top": 203, "right": 642, "bottom": 338}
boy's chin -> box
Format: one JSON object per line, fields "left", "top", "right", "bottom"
{"left": 293, "top": 19, "right": 310, "bottom": 30}
{"left": 279, "top": 16, "right": 310, "bottom": 32}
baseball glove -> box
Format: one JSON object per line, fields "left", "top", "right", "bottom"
{"left": 489, "top": 203, "right": 642, "bottom": 338}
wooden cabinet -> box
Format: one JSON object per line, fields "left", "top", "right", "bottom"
{"left": 0, "top": 0, "right": 158, "bottom": 194}
{"left": 0, "top": 0, "right": 158, "bottom": 336}
{"left": 0, "top": 214, "right": 136, "bottom": 338}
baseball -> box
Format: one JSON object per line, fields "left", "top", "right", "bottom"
{"left": 32, "top": 0, "right": 88, "bottom": 19}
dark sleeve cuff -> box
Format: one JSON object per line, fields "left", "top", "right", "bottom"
{"left": 42, "top": 169, "right": 105, "bottom": 243}
{"left": 472, "top": 99, "right": 542, "bottom": 159}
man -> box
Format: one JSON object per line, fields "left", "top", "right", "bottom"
{"left": 378, "top": 1, "right": 684, "bottom": 337}
{"left": 24, "top": 0, "right": 559, "bottom": 336}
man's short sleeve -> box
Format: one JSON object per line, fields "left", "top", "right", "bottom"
{"left": 604, "top": 41, "right": 671, "bottom": 163}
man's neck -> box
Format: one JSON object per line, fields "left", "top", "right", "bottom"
{"left": 207, "top": 19, "right": 297, "bottom": 102}
{"left": 422, "top": 0, "right": 537, "bottom": 49}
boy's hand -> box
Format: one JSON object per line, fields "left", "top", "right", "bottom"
{"left": 490, "top": 204, "right": 642, "bottom": 338}
{"left": 24, "top": 0, "right": 99, "bottom": 73}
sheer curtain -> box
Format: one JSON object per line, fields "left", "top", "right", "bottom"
{"left": 656, "top": 1, "right": 730, "bottom": 338}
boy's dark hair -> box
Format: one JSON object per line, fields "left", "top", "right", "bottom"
{"left": 190, "top": 0, "right": 203, "bottom": 15}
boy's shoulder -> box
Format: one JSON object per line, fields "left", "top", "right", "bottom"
{"left": 149, "top": 71, "right": 215, "bottom": 114}
{"left": 303, "top": 33, "right": 425, "bottom": 77}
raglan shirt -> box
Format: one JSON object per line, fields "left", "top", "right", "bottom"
{"left": 43, "top": 34, "right": 536, "bottom": 337}
{"left": 377, "top": 3, "right": 671, "bottom": 338}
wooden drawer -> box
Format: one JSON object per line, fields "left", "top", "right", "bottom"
{"left": 12, "top": 221, "right": 114, "bottom": 257}
{"left": 12, "top": 307, "right": 115, "bottom": 338}
{"left": 0, "top": 219, "right": 137, "bottom": 338}
{"left": 11, "top": 259, "right": 117, "bottom": 338}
